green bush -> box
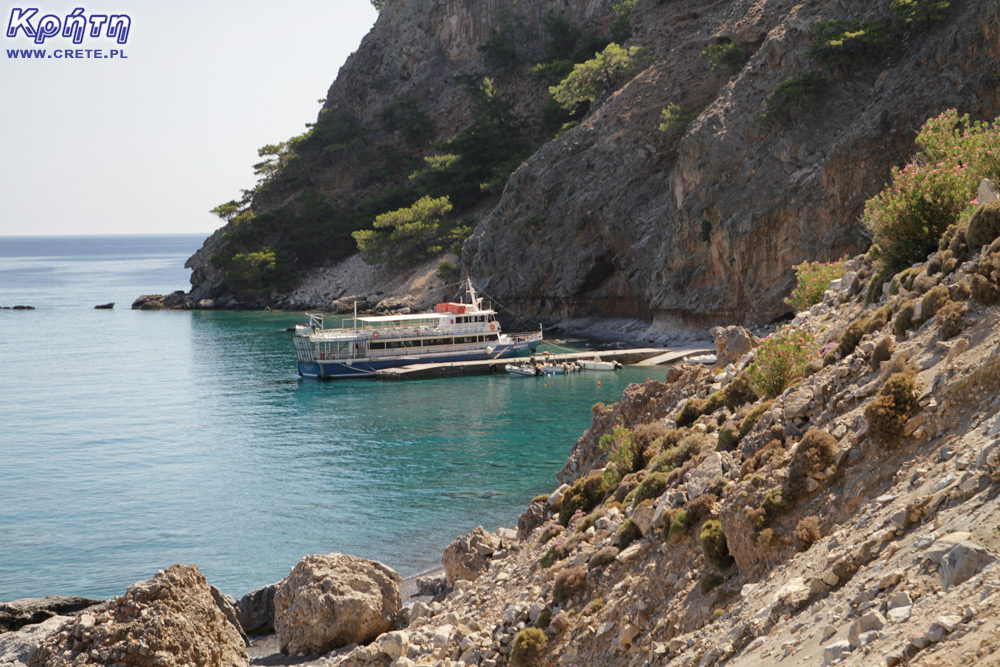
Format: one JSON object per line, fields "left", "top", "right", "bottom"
{"left": 700, "top": 520, "right": 734, "bottom": 569}
{"left": 588, "top": 546, "right": 618, "bottom": 570}
{"left": 865, "top": 372, "right": 917, "bottom": 445}
{"left": 667, "top": 509, "right": 690, "bottom": 542}
{"left": 864, "top": 110, "right": 999, "bottom": 275}
{"left": 723, "top": 372, "right": 759, "bottom": 409}
{"left": 762, "top": 74, "right": 827, "bottom": 121}
{"left": 786, "top": 429, "right": 837, "bottom": 499}
{"left": 549, "top": 43, "right": 648, "bottom": 115}
{"left": 871, "top": 336, "right": 895, "bottom": 370}
{"left": 510, "top": 627, "right": 548, "bottom": 666}
{"left": 559, "top": 472, "right": 612, "bottom": 526}
{"left": 610, "top": 0, "right": 636, "bottom": 43}
{"left": 893, "top": 300, "right": 915, "bottom": 336}
{"left": 937, "top": 301, "right": 964, "bottom": 340}
{"left": 676, "top": 398, "right": 706, "bottom": 427}
{"left": 700, "top": 42, "right": 743, "bottom": 73}
{"left": 700, "top": 572, "right": 725, "bottom": 594}
{"left": 865, "top": 268, "right": 892, "bottom": 305}
{"left": 971, "top": 273, "right": 1000, "bottom": 305}
{"left": 659, "top": 103, "right": 697, "bottom": 134}
{"left": 837, "top": 318, "right": 867, "bottom": 357}
{"left": 616, "top": 519, "right": 642, "bottom": 550}
{"left": 739, "top": 400, "right": 774, "bottom": 437}
{"left": 891, "top": 0, "right": 952, "bottom": 24}
{"left": 807, "top": 19, "right": 891, "bottom": 69}
{"left": 717, "top": 424, "right": 738, "bottom": 451}
{"left": 785, "top": 257, "right": 846, "bottom": 312}
{"left": 747, "top": 326, "right": 818, "bottom": 398}
{"left": 599, "top": 425, "right": 643, "bottom": 480}
{"left": 632, "top": 472, "right": 670, "bottom": 505}
{"left": 967, "top": 202, "right": 1000, "bottom": 250}
{"left": 920, "top": 285, "right": 950, "bottom": 322}
{"left": 650, "top": 433, "right": 708, "bottom": 473}
{"left": 478, "top": 11, "right": 529, "bottom": 71}
{"left": 226, "top": 248, "right": 280, "bottom": 293}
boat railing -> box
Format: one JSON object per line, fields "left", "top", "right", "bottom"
{"left": 312, "top": 321, "right": 498, "bottom": 340}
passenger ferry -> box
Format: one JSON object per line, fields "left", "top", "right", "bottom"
{"left": 293, "top": 279, "right": 543, "bottom": 378}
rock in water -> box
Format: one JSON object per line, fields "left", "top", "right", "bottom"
{"left": 93, "top": 302, "right": 114, "bottom": 309}
{"left": 273, "top": 553, "right": 402, "bottom": 656}
{"left": 30, "top": 564, "right": 248, "bottom": 667}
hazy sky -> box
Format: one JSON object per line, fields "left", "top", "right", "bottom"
{"left": 0, "top": 0, "right": 377, "bottom": 236}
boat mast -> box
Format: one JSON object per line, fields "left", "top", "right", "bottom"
{"left": 466, "top": 276, "right": 482, "bottom": 313}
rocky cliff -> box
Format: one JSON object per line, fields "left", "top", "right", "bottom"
{"left": 181, "top": 0, "right": 999, "bottom": 330}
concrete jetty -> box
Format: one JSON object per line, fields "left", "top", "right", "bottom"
{"left": 374, "top": 346, "right": 713, "bottom": 380}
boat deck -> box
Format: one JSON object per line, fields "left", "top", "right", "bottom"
{"left": 373, "top": 346, "right": 713, "bottom": 380}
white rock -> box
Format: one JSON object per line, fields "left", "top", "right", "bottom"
{"left": 887, "top": 606, "right": 912, "bottom": 623}
{"left": 377, "top": 631, "right": 409, "bottom": 660}
{"left": 822, "top": 639, "right": 852, "bottom": 665}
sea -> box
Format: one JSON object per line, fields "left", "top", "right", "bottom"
{"left": 0, "top": 235, "right": 660, "bottom": 601}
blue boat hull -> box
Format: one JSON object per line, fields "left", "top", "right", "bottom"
{"left": 298, "top": 342, "right": 540, "bottom": 379}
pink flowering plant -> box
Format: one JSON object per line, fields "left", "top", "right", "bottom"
{"left": 864, "top": 110, "right": 1000, "bottom": 273}
{"left": 747, "top": 326, "right": 818, "bottom": 398}
{"left": 785, "top": 257, "right": 847, "bottom": 312}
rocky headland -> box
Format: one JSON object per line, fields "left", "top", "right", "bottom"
{"left": 136, "top": 0, "right": 998, "bottom": 339}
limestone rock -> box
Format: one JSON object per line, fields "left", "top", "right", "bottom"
{"left": 980, "top": 178, "right": 999, "bottom": 204}
{"left": 443, "top": 527, "right": 500, "bottom": 585}
{"left": 712, "top": 326, "right": 760, "bottom": 367}
{"left": 274, "top": 553, "right": 402, "bottom": 656}
{"left": 0, "top": 615, "right": 69, "bottom": 667}
{"left": 686, "top": 452, "right": 724, "bottom": 500}
{"left": 236, "top": 582, "right": 277, "bottom": 635}
{"left": 0, "top": 596, "right": 100, "bottom": 633}
{"left": 939, "top": 540, "right": 996, "bottom": 590}
{"left": 30, "top": 564, "right": 248, "bottom": 667}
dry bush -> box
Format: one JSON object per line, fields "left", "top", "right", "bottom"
{"left": 794, "top": 515, "right": 822, "bottom": 550}
{"left": 786, "top": 429, "right": 837, "bottom": 499}
{"left": 937, "top": 301, "right": 964, "bottom": 340}
{"left": 723, "top": 372, "right": 759, "bottom": 409}
{"left": 685, "top": 492, "right": 718, "bottom": 524}
{"left": 871, "top": 336, "right": 894, "bottom": 370}
{"left": 865, "top": 372, "right": 917, "bottom": 445}
{"left": 553, "top": 566, "right": 588, "bottom": 604}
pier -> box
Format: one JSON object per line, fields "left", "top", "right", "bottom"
{"left": 374, "top": 346, "right": 713, "bottom": 380}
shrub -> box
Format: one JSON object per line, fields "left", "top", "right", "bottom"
{"left": 794, "top": 515, "right": 822, "bottom": 550}
{"left": 971, "top": 273, "right": 1000, "bottom": 305}
{"left": 510, "top": 627, "right": 548, "bottom": 666}
{"left": 760, "top": 486, "right": 793, "bottom": 515}
{"left": 920, "top": 285, "right": 950, "bottom": 322}
{"left": 553, "top": 565, "right": 588, "bottom": 604}
{"left": 700, "top": 42, "right": 743, "bottom": 73}
{"left": 864, "top": 304, "right": 892, "bottom": 334}
{"left": 967, "top": 202, "right": 1000, "bottom": 250}
{"left": 762, "top": 74, "right": 827, "bottom": 121}
{"left": 226, "top": 248, "right": 280, "bottom": 293}
{"left": 747, "top": 326, "right": 818, "bottom": 398}
{"left": 676, "top": 398, "right": 706, "bottom": 427}
{"left": 786, "top": 429, "right": 837, "bottom": 499}
{"left": 667, "top": 510, "right": 690, "bottom": 542}
{"left": 822, "top": 350, "right": 839, "bottom": 367}
{"left": 353, "top": 195, "right": 465, "bottom": 266}
{"left": 610, "top": 0, "right": 636, "bottom": 43}
{"left": 740, "top": 400, "right": 774, "bottom": 436}
{"left": 871, "top": 336, "right": 895, "bottom": 370}
{"left": 632, "top": 472, "right": 670, "bottom": 505}
{"left": 550, "top": 43, "right": 648, "bottom": 114}
{"left": 478, "top": 12, "right": 528, "bottom": 71}
{"left": 588, "top": 546, "right": 618, "bottom": 570}
{"left": 893, "top": 300, "right": 915, "bottom": 336}
{"left": 559, "top": 472, "right": 612, "bottom": 526}
{"left": 723, "top": 372, "right": 759, "bottom": 409}
{"left": 685, "top": 493, "right": 717, "bottom": 524}
{"left": 717, "top": 423, "right": 738, "bottom": 451}
{"left": 616, "top": 519, "right": 642, "bottom": 550}
{"left": 865, "top": 372, "right": 917, "bottom": 445}
{"left": 535, "top": 607, "right": 552, "bottom": 629}
{"left": 700, "top": 572, "right": 725, "bottom": 595}
{"left": 700, "top": 520, "right": 734, "bottom": 569}
{"left": 807, "top": 19, "right": 891, "bottom": 69}
{"left": 599, "top": 425, "right": 643, "bottom": 480}
{"left": 864, "top": 110, "right": 999, "bottom": 275}
{"left": 891, "top": 0, "right": 952, "bottom": 24}
{"left": 631, "top": 422, "right": 670, "bottom": 457}
{"left": 785, "top": 257, "right": 846, "bottom": 312}
{"left": 586, "top": 597, "right": 606, "bottom": 615}
{"left": 659, "top": 103, "right": 697, "bottom": 134}
{"left": 703, "top": 391, "right": 725, "bottom": 415}
{"left": 937, "top": 301, "right": 964, "bottom": 340}
{"left": 837, "top": 318, "right": 867, "bottom": 357}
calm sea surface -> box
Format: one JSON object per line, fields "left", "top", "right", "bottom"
{"left": 0, "top": 235, "right": 658, "bottom": 600}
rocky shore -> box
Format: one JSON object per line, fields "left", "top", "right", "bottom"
{"left": 11, "top": 195, "right": 1000, "bottom": 665}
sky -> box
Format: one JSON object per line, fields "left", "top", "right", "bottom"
{"left": 0, "top": 0, "right": 377, "bottom": 236}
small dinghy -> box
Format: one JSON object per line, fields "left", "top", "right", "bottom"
{"left": 686, "top": 354, "right": 718, "bottom": 365}
{"left": 505, "top": 362, "right": 542, "bottom": 377}
{"left": 579, "top": 356, "right": 622, "bottom": 371}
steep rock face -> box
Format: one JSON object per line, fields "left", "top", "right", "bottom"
{"left": 466, "top": 0, "right": 1000, "bottom": 327}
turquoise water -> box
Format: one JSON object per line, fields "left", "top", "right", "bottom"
{"left": 0, "top": 236, "right": 658, "bottom": 601}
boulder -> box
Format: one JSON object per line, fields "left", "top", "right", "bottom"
{"left": 712, "top": 326, "right": 759, "bottom": 367}
{"left": 685, "top": 452, "right": 724, "bottom": 500}
{"left": 0, "top": 615, "right": 68, "bottom": 667}
{"left": 517, "top": 501, "right": 549, "bottom": 540}
{"left": 236, "top": 583, "right": 278, "bottom": 635}
{"left": 131, "top": 291, "right": 187, "bottom": 310}
{"left": 939, "top": 540, "right": 996, "bottom": 590}
{"left": 273, "top": 553, "right": 401, "bottom": 656}
{"left": 210, "top": 586, "right": 249, "bottom": 646}
{"left": 442, "top": 527, "right": 500, "bottom": 585}
{"left": 0, "top": 596, "right": 100, "bottom": 633}
{"left": 980, "top": 178, "right": 999, "bottom": 204}
{"left": 30, "top": 564, "right": 248, "bottom": 667}
{"left": 93, "top": 302, "right": 114, "bottom": 309}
